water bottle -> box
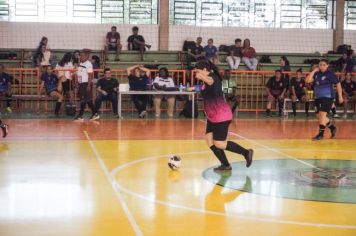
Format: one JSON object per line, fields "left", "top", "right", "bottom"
{"left": 179, "top": 83, "right": 183, "bottom": 92}
{"left": 186, "top": 82, "right": 190, "bottom": 89}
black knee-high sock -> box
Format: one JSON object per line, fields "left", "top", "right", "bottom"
{"left": 79, "top": 101, "right": 86, "bottom": 116}
{"left": 326, "top": 121, "right": 335, "bottom": 130}
{"left": 305, "top": 102, "right": 309, "bottom": 114}
{"left": 292, "top": 102, "right": 297, "bottom": 115}
{"left": 225, "top": 141, "right": 248, "bottom": 157}
{"left": 319, "top": 125, "right": 326, "bottom": 136}
{"left": 210, "top": 145, "right": 230, "bottom": 166}
{"left": 55, "top": 102, "right": 61, "bottom": 113}
{"left": 278, "top": 100, "right": 283, "bottom": 113}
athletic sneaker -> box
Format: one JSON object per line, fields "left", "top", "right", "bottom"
{"left": 74, "top": 115, "right": 84, "bottom": 121}
{"left": 213, "top": 165, "right": 232, "bottom": 172}
{"left": 6, "top": 107, "right": 12, "bottom": 113}
{"left": 244, "top": 149, "right": 254, "bottom": 167}
{"left": 342, "top": 113, "right": 347, "bottom": 119}
{"left": 312, "top": 133, "right": 324, "bottom": 141}
{"left": 90, "top": 113, "right": 100, "bottom": 120}
{"left": 139, "top": 110, "right": 147, "bottom": 118}
{"left": 1, "top": 124, "right": 8, "bottom": 138}
{"left": 330, "top": 126, "right": 337, "bottom": 139}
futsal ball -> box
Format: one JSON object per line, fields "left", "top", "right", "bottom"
{"left": 168, "top": 155, "right": 181, "bottom": 170}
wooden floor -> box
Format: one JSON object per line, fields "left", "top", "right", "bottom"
{"left": 0, "top": 118, "right": 356, "bottom": 236}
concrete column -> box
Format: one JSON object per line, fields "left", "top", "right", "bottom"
{"left": 333, "top": 0, "right": 345, "bottom": 51}
{"left": 159, "top": 0, "right": 169, "bottom": 50}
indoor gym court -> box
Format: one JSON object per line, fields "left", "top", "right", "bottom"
{"left": 0, "top": 118, "right": 355, "bottom": 236}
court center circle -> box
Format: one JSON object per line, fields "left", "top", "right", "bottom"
{"left": 203, "top": 159, "right": 356, "bottom": 204}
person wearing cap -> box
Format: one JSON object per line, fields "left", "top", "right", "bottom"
{"left": 74, "top": 49, "right": 95, "bottom": 121}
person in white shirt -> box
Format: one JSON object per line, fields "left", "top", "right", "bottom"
{"left": 74, "top": 49, "right": 95, "bottom": 121}
{"left": 153, "top": 67, "right": 177, "bottom": 117}
{"left": 56, "top": 52, "right": 74, "bottom": 103}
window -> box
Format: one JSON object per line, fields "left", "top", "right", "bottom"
{"left": 1, "top": 0, "right": 158, "bottom": 24}
{"left": 0, "top": 0, "right": 9, "bottom": 21}
{"left": 345, "top": 0, "right": 356, "bottom": 29}
{"left": 169, "top": 0, "right": 334, "bottom": 29}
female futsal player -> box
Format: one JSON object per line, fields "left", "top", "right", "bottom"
{"left": 306, "top": 59, "right": 343, "bottom": 140}
{"left": 195, "top": 60, "right": 253, "bottom": 171}
{"left": 0, "top": 120, "right": 8, "bottom": 138}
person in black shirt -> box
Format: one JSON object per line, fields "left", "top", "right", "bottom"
{"left": 127, "top": 65, "right": 151, "bottom": 118}
{"left": 187, "top": 37, "right": 205, "bottom": 69}
{"left": 266, "top": 70, "right": 287, "bottom": 117}
{"left": 0, "top": 64, "right": 13, "bottom": 113}
{"left": 341, "top": 72, "right": 356, "bottom": 118}
{"left": 90, "top": 68, "right": 119, "bottom": 120}
{"left": 104, "top": 26, "right": 122, "bottom": 61}
{"left": 290, "top": 69, "right": 309, "bottom": 117}
{"left": 127, "top": 26, "right": 151, "bottom": 61}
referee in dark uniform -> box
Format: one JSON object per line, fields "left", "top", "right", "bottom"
{"left": 306, "top": 59, "right": 343, "bottom": 140}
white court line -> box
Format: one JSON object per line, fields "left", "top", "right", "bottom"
{"left": 83, "top": 131, "right": 143, "bottom": 236}
{"left": 198, "top": 119, "right": 323, "bottom": 170}
{"left": 110, "top": 152, "right": 356, "bottom": 230}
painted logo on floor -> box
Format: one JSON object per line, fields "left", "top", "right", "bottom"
{"left": 203, "top": 159, "right": 356, "bottom": 203}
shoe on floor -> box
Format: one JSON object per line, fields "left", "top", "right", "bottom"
{"left": 213, "top": 165, "right": 232, "bottom": 172}
{"left": 90, "top": 113, "right": 100, "bottom": 120}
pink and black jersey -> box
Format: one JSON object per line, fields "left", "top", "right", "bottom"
{"left": 201, "top": 73, "right": 232, "bottom": 123}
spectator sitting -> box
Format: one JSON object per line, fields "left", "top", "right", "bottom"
{"left": 153, "top": 67, "right": 178, "bottom": 118}
{"left": 56, "top": 52, "right": 74, "bottom": 103}
{"left": 0, "top": 64, "right": 13, "bottom": 113}
{"left": 104, "top": 26, "right": 122, "bottom": 61}
{"left": 204, "top": 38, "right": 218, "bottom": 63}
{"left": 266, "top": 70, "right": 288, "bottom": 117}
{"left": 241, "top": 38, "right": 258, "bottom": 70}
{"left": 290, "top": 69, "right": 310, "bottom": 117}
{"left": 40, "top": 65, "right": 63, "bottom": 116}
{"left": 90, "top": 68, "right": 119, "bottom": 120}
{"left": 127, "top": 26, "right": 151, "bottom": 61}
{"left": 187, "top": 37, "right": 205, "bottom": 69}
{"left": 72, "top": 50, "right": 80, "bottom": 67}
{"left": 341, "top": 72, "right": 356, "bottom": 118}
{"left": 226, "top": 38, "right": 242, "bottom": 70}
{"left": 127, "top": 64, "right": 151, "bottom": 118}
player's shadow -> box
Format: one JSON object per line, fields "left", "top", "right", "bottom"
{"left": 205, "top": 173, "right": 252, "bottom": 213}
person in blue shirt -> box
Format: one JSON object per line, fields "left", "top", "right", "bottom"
{"left": 40, "top": 65, "right": 64, "bottom": 116}
{"left": 127, "top": 64, "right": 151, "bottom": 118}
{"left": 203, "top": 38, "right": 218, "bottom": 63}
{"left": 306, "top": 59, "right": 343, "bottom": 140}
{"left": 0, "top": 64, "right": 13, "bottom": 113}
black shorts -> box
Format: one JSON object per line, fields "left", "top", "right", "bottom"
{"left": 108, "top": 45, "right": 118, "bottom": 51}
{"left": 315, "top": 97, "right": 333, "bottom": 113}
{"left": 78, "top": 83, "right": 92, "bottom": 101}
{"left": 47, "top": 89, "right": 59, "bottom": 96}
{"left": 62, "top": 80, "right": 74, "bottom": 94}
{"left": 205, "top": 120, "right": 231, "bottom": 141}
